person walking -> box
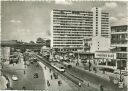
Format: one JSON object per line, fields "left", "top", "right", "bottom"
{"left": 51, "top": 75, "right": 53, "bottom": 80}
{"left": 49, "top": 69, "right": 52, "bottom": 73}
{"left": 22, "top": 86, "right": 26, "bottom": 90}
{"left": 44, "top": 66, "right": 46, "bottom": 70}
{"left": 47, "top": 80, "right": 50, "bottom": 86}
{"left": 100, "top": 85, "right": 104, "bottom": 91}
{"left": 24, "top": 70, "right": 26, "bottom": 74}
{"left": 78, "top": 81, "right": 81, "bottom": 87}
{"left": 58, "top": 80, "right": 62, "bottom": 86}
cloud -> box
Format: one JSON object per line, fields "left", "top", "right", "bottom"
{"left": 117, "top": 13, "right": 125, "bottom": 18}
{"left": 10, "top": 19, "right": 21, "bottom": 23}
{"left": 17, "top": 29, "right": 30, "bottom": 33}
{"left": 55, "top": 0, "right": 72, "bottom": 5}
{"left": 105, "top": 2, "right": 118, "bottom": 8}
{"left": 102, "top": 2, "right": 118, "bottom": 10}
{"left": 110, "top": 17, "right": 118, "bottom": 22}
{"left": 110, "top": 17, "right": 128, "bottom": 26}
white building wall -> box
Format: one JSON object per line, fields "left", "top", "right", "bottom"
{"left": 51, "top": 10, "right": 53, "bottom": 48}
{"left": 1, "top": 47, "right": 10, "bottom": 60}
{"left": 90, "top": 36, "right": 110, "bottom": 52}
{"left": 51, "top": 8, "right": 110, "bottom": 51}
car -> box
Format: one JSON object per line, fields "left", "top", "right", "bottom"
{"left": 12, "top": 75, "right": 18, "bottom": 81}
{"left": 114, "top": 70, "right": 128, "bottom": 76}
{"left": 118, "top": 82, "right": 124, "bottom": 88}
{"left": 53, "top": 73, "right": 58, "bottom": 79}
{"left": 113, "top": 78, "right": 119, "bottom": 84}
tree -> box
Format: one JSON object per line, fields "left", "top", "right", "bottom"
{"left": 46, "top": 39, "right": 51, "bottom": 47}
{"left": 36, "top": 37, "right": 45, "bottom": 44}
{"left": 29, "top": 41, "right": 35, "bottom": 44}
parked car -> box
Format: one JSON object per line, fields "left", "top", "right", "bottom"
{"left": 118, "top": 81, "right": 124, "bottom": 88}
{"left": 114, "top": 70, "right": 128, "bottom": 76}
{"left": 53, "top": 73, "right": 58, "bottom": 79}
{"left": 113, "top": 78, "right": 119, "bottom": 84}
{"left": 12, "top": 75, "right": 18, "bottom": 81}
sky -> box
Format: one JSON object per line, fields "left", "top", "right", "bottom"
{"left": 1, "top": 0, "right": 128, "bottom": 42}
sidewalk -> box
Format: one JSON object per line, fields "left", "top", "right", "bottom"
{"left": 0, "top": 76, "right": 8, "bottom": 90}
{"left": 4, "top": 58, "right": 26, "bottom": 70}
{"left": 70, "top": 62, "right": 110, "bottom": 81}
{"left": 38, "top": 61, "right": 77, "bottom": 91}
{"left": 70, "top": 61, "right": 127, "bottom": 86}
{"left": 2, "top": 56, "right": 45, "bottom": 90}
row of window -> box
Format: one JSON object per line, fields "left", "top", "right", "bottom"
{"left": 53, "top": 45, "right": 82, "bottom": 47}
{"left": 53, "top": 31, "right": 93, "bottom": 33}
{"left": 111, "top": 40, "right": 127, "bottom": 44}
{"left": 53, "top": 29, "right": 93, "bottom": 33}
{"left": 111, "top": 34, "right": 127, "bottom": 39}
{"left": 53, "top": 42, "right": 83, "bottom": 44}
{"left": 57, "top": 23, "right": 93, "bottom": 26}
{"left": 111, "top": 25, "right": 127, "bottom": 32}
{"left": 53, "top": 15, "right": 93, "bottom": 18}
{"left": 53, "top": 10, "right": 93, "bottom": 14}
{"left": 117, "top": 53, "right": 127, "bottom": 59}
{"left": 53, "top": 37, "right": 85, "bottom": 39}
{"left": 53, "top": 33, "right": 92, "bottom": 37}
{"left": 53, "top": 26, "right": 93, "bottom": 29}
{"left": 53, "top": 18, "right": 93, "bottom": 21}
{"left": 54, "top": 21, "right": 93, "bottom": 23}
{"left": 53, "top": 40, "right": 83, "bottom": 41}
{"left": 53, "top": 20, "right": 93, "bottom": 23}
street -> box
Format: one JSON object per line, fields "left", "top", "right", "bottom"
{"left": 2, "top": 60, "right": 45, "bottom": 90}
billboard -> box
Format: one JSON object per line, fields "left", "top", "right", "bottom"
{"left": 95, "top": 52, "right": 116, "bottom": 59}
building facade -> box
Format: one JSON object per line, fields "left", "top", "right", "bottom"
{"left": 51, "top": 7, "right": 110, "bottom": 51}
{"left": 1, "top": 47, "right": 10, "bottom": 61}
{"left": 83, "top": 36, "right": 111, "bottom": 52}
{"left": 111, "top": 25, "right": 128, "bottom": 70}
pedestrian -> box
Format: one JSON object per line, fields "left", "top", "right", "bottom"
{"left": 58, "top": 80, "right": 62, "bottom": 86}
{"left": 78, "top": 81, "right": 81, "bottom": 87}
{"left": 49, "top": 69, "right": 52, "bottom": 73}
{"left": 44, "top": 66, "right": 46, "bottom": 70}
{"left": 51, "top": 75, "right": 53, "bottom": 80}
{"left": 47, "top": 80, "right": 50, "bottom": 86}
{"left": 100, "top": 85, "right": 104, "bottom": 91}
{"left": 24, "top": 70, "right": 26, "bottom": 74}
{"left": 22, "top": 86, "right": 26, "bottom": 90}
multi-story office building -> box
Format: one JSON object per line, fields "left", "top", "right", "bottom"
{"left": 111, "top": 25, "right": 128, "bottom": 70}
{"left": 51, "top": 7, "right": 110, "bottom": 51}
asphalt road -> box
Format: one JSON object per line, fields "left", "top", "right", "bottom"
{"left": 2, "top": 62, "right": 45, "bottom": 90}
{"left": 66, "top": 66, "right": 127, "bottom": 91}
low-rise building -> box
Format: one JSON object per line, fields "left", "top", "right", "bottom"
{"left": 1, "top": 47, "right": 10, "bottom": 61}
{"left": 95, "top": 51, "right": 117, "bottom": 70}
{"left": 111, "top": 25, "right": 128, "bottom": 70}
{"left": 40, "top": 46, "right": 50, "bottom": 57}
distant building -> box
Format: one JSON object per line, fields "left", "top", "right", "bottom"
{"left": 111, "top": 25, "right": 128, "bottom": 70}
{"left": 1, "top": 47, "right": 10, "bottom": 61}
{"left": 40, "top": 46, "right": 50, "bottom": 57}
{"left": 51, "top": 7, "right": 110, "bottom": 51}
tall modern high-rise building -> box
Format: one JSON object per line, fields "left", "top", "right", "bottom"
{"left": 51, "top": 7, "right": 110, "bottom": 51}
